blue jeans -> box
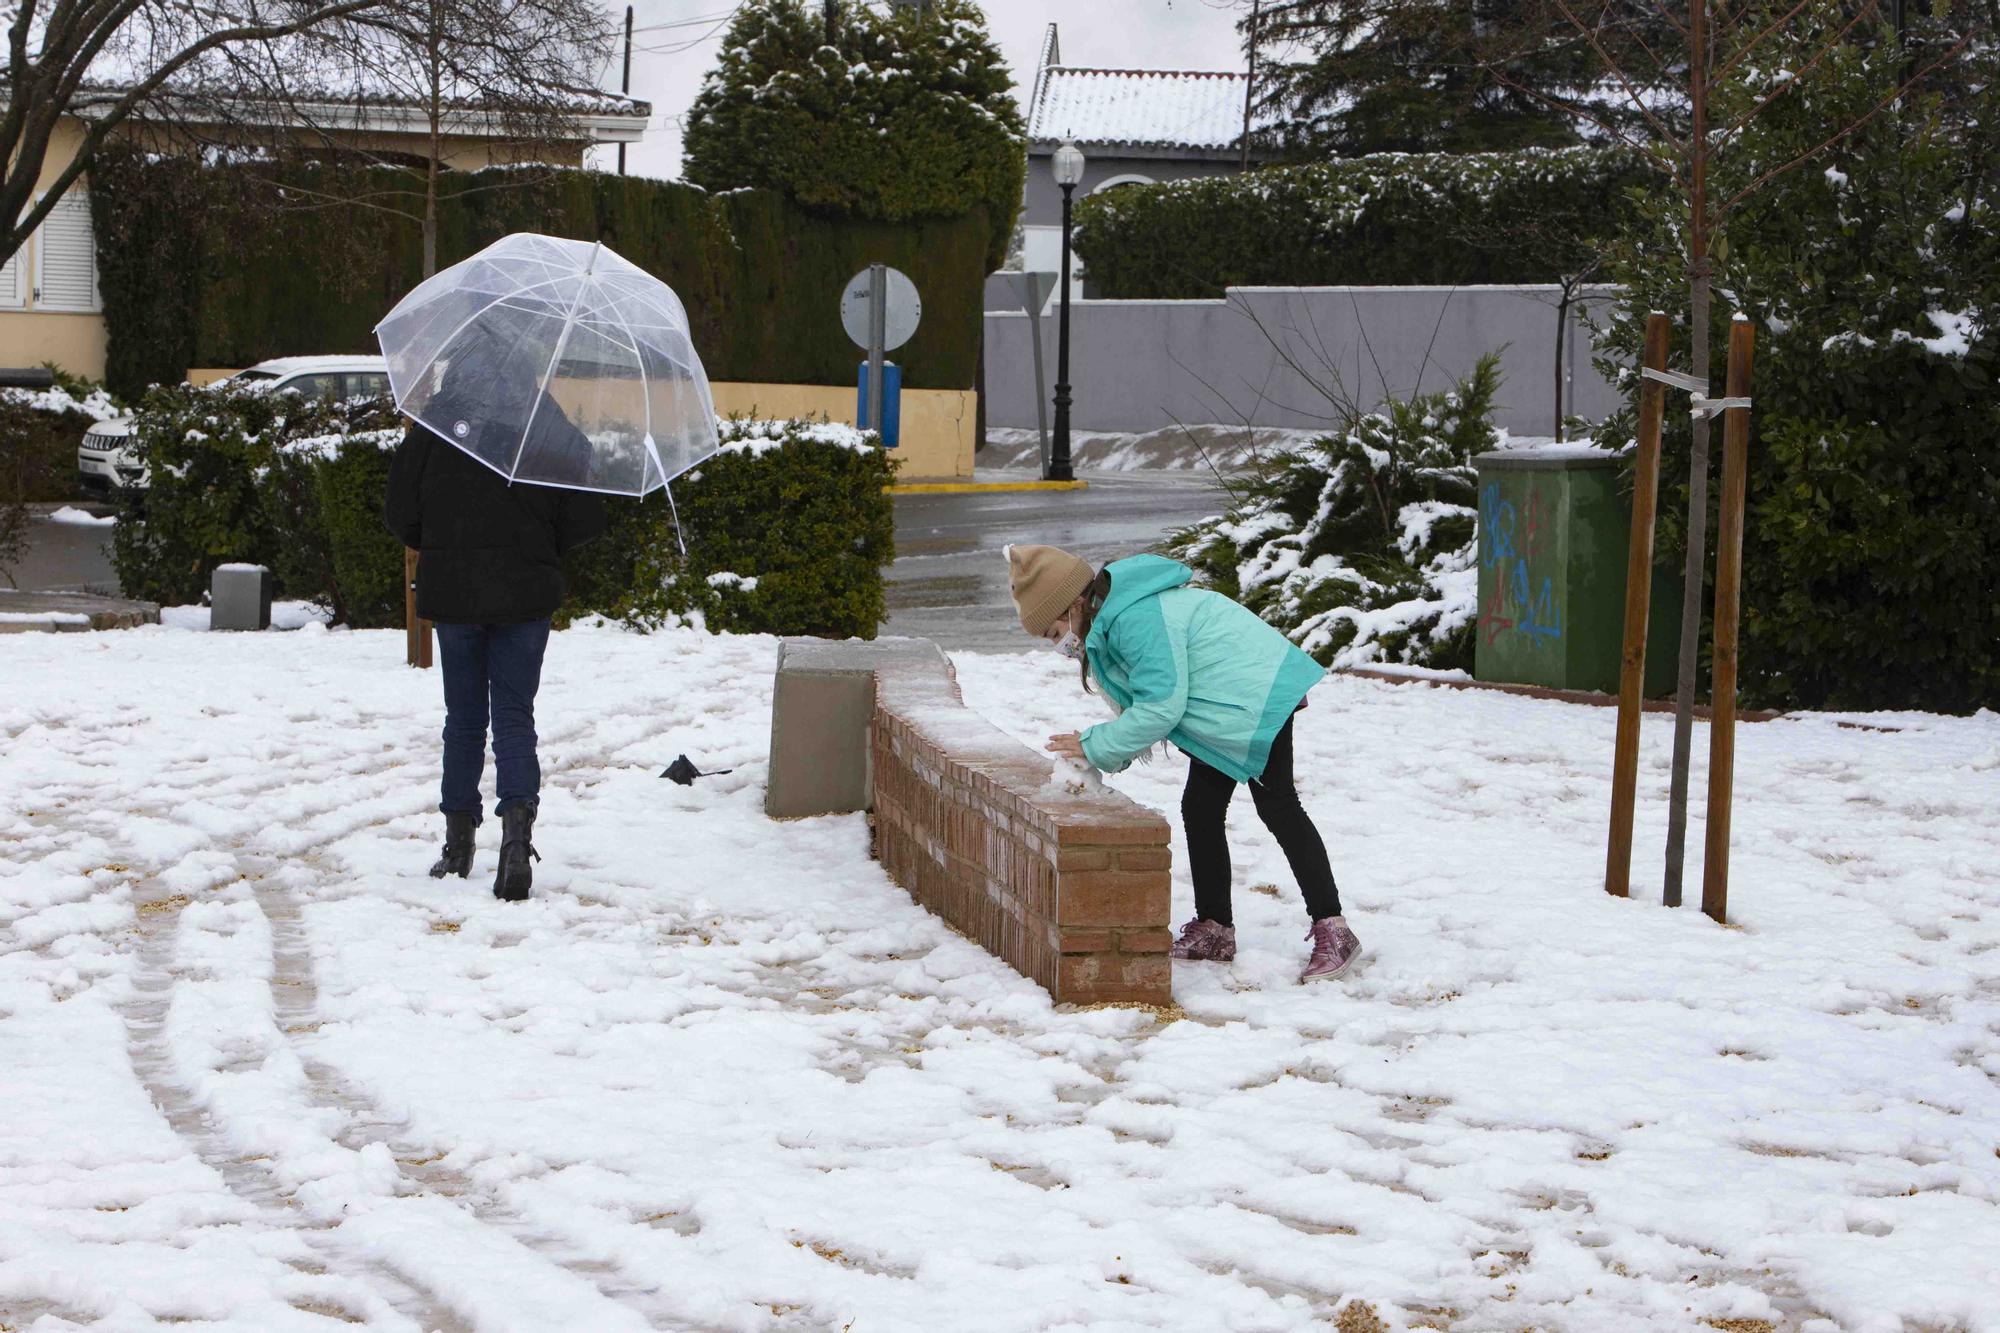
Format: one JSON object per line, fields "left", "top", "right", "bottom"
{"left": 434, "top": 619, "right": 552, "bottom": 819}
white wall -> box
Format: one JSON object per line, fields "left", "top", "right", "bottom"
{"left": 983, "top": 284, "right": 1624, "bottom": 440}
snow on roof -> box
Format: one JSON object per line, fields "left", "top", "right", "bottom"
{"left": 1028, "top": 66, "right": 1258, "bottom": 153}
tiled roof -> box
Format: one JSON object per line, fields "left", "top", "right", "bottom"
{"left": 1028, "top": 66, "right": 1255, "bottom": 153}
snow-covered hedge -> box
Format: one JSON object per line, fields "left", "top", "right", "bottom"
{"left": 1072, "top": 146, "right": 1648, "bottom": 299}
{"left": 566, "top": 417, "right": 896, "bottom": 639}
{"left": 1167, "top": 357, "right": 1500, "bottom": 672}
{"left": 114, "top": 383, "right": 897, "bottom": 637}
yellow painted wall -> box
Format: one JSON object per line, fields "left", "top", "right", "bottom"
{"left": 709, "top": 382, "right": 975, "bottom": 481}
{"left": 0, "top": 313, "right": 107, "bottom": 380}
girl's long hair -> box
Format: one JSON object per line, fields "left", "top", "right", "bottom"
{"left": 1075, "top": 568, "right": 1112, "bottom": 693}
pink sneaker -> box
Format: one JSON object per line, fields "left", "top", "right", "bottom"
{"left": 1169, "top": 918, "right": 1236, "bottom": 962}
{"left": 1302, "top": 916, "right": 1363, "bottom": 982}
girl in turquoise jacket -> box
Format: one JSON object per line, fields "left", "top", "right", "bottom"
{"left": 1006, "top": 545, "right": 1364, "bottom": 982}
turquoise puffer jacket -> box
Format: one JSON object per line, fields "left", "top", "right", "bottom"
{"left": 1080, "top": 555, "right": 1326, "bottom": 783}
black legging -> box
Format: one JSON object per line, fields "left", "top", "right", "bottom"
{"left": 1182, "top": 715, "right": 1341, "bottom": 926}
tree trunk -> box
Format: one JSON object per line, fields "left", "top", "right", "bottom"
{"left": 1662, "top": 0, "right": 1713, "bottom": 907}
{"left": 1554, "top": 285, "right": 1570, "bottom": 442}
{"left": 423, "top": 8, "right": 442, "bottom": 280}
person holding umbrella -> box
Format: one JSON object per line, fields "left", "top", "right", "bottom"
{"left": 377, "top": 234, "right": 720, "bottom": 900}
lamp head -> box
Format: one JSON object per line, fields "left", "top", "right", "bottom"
{"left": 1052, "top": 141, "right": 1086, "bottom": 189}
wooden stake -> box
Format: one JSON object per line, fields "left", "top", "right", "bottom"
{"left": 1702, "top": 317, "right": 1755, "bottom": 923}
{"left": 404, "top": 547, "right": 419, "bottom": 666}
{"left": 403, "top": 548, "right": 432, "bottom": 669}
{"left": 1605, "top": 312, "right": 1672, "bottom": 899}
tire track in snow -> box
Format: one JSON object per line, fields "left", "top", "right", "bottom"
{"left": 123, "top": 876, "right": 464, "bottom": 1333}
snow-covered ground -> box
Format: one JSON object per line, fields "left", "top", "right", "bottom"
{"left": 3, "top": 623, "right": 1997, "bottom": 1332}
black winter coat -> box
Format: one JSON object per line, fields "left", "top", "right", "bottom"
{"left": 382, "top": 422, "right": 608, "bottom": 624}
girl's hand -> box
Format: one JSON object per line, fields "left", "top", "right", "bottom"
{"left": 1046, "top": 732, "right": 1085, "bottom": 761}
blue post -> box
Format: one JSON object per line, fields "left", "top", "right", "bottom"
{"left": 856, "top": 360, "right": 902, "bottom": 448}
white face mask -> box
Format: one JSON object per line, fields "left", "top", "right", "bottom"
{"left": 1053, "top": 629, "right": 1085, "bottom": 661}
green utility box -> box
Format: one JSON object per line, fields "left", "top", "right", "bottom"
{"left": 1473, "top": 447, "right": 1681, "bottom": 696}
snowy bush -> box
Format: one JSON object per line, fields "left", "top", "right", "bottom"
{"left": 567, "top": 417, "right": 896, "bottom": 639}
{"left": 116, "top": 389, "right": 898, "bottom": 638}
{"left": 1594, "top": 19, "right": 1998, "bottom": 712}
{"left": 111, "top": 382, "right": 400, "bottom": 613}
{"left": 1072, "top": 146, "right": 1648, "bottom": 299}
{"left": 682, "top": 0, "right": 1025, "bottom": 269}
{"left": 1168, "top": 356, "right": 1500, "bottom": 671}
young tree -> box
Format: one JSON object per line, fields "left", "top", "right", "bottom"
{"left": 1513, "top": 0, "right": 1983, "bottom": 898}
{"left": 1246, "top": 0, "right": 1683, "bottom": 157}
{"left": 684, "top": 0, "right": 1025, "bottom": 269}
{"left": 0, "top": 0, "right": 391, "bottom": 268}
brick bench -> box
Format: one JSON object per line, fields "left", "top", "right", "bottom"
{"left": 766, "top": 638, "right": 1172, "bottom": 1006}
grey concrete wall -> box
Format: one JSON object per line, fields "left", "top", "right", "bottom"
{"left": 982, "top": 284, "right": 1623, "bottom": 440}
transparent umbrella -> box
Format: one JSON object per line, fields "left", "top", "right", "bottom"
{"left": 374, "top": 232, "right": 718, "bottom": 497}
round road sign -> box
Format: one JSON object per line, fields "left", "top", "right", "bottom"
{"left": 840, "top": 266, "right": 921, "bottom": 351}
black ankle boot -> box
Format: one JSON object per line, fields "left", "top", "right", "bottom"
{"left": 429, "top": 810, "right": 477, "bottom": 879}
{"left": 493, "top": 803, "right": 540, "bottom": 901}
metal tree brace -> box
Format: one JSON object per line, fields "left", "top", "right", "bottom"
{"left": 1641, "top": 365, "right": 1752, "bottom": 417}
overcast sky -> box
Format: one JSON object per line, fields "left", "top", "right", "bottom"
{"left": 593, "top": 0, "right": 1250, "bottom": 178}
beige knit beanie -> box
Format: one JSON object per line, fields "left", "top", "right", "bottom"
{"left": 1005, "top": 544, "right": 1096, "bottom": 637}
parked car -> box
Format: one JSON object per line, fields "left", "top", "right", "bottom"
{"left": 78, "top": 355, "right": 392, "bottom": 494}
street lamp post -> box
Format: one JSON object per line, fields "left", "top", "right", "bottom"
{"left": 1049, "top": 140, "right": 1085, "bottom": 483}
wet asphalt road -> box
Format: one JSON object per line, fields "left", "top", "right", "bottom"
{"left": 8, "top": 472, "right": 1234, "bottom": 651}
{"left": 885, "top": 469, "right": 1232, "bottom": 652}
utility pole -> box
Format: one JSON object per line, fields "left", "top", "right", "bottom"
{"left": 1239, "top": 0, "right": 1261, "bottom": 171}
{"left": 824, "top": 0, "right": 838, "bottom": 45}
{"left": 618, "top": 5, "right": 633, "bottom": 176}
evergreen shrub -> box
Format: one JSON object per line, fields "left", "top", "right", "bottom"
{"left": 1593, "top": 24, "right": 1997, "bottom": 712}
{"left": 1167, "top": 357, "right": 1501, "bottom": 671}
{"left": 683, "top": 0, "right": 1025, "bottom": 270}
{"left": 567, "top": 419, "right": 897, "bottom": 639}
{"left": 1072, "top": 147, "right": 1650, "bottom": 299}
{"left": 112, "top": 386, "right": 896, "bottom": 638}
{"left": 89, "top": 155, "right": 990, "bottom": 400}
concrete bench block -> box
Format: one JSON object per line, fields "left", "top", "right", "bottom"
{"left": 210, "top": 563, "right": 273, "bottom": 632}
{"left": 765, "top": 638, "right": 950, "bottom": 818}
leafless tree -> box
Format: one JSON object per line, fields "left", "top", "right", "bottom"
{"left": 210, "top": 0, "right": 618, "bottom": 276}
{"left": 1, "top": 0, "right": 397, "bottom": 269}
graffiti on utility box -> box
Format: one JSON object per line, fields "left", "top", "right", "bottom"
{"left": 1479, "top": 480, "right": 1563, "bottom": 647}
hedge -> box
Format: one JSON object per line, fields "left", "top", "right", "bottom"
{"left": 89, "top": 153, "right": 991, "bottom": 402}
{"left": 1071, "top": 146, "right": 1652, "bottom": 300}
{"left": 112, "top": 382, "right": 897, "bottom": 639}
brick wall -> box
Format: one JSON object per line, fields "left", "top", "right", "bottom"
{"left": 869, "top": 654, "right": 1172, "bottom": 1006}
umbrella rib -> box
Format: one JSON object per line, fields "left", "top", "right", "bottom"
{"left": 380, "top": 268, "right": 596, "bottom": 414}
{"left": 510, "top": 272, "right": 599, "bottom": 480}
{"left": 597, "top": 292, "right": 664, "bottom": 488}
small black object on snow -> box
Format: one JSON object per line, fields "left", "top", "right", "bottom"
{"left": 661, "top": 754, "right": 732, "bottom": 785}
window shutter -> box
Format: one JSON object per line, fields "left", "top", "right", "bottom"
{"left": 34, "top": 192, "right": 100, "bottom": 313}
{"left": 0, "top": 245, "right": 22, "bottom": 309}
